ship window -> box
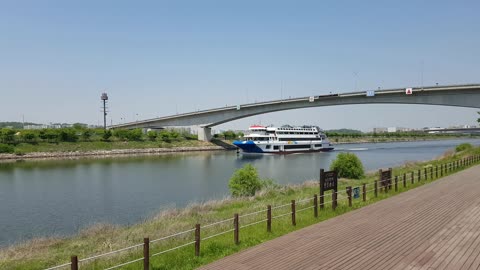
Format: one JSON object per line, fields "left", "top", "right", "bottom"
{"left": 284, "top": 144, "right": 311, "bottom": 149}
{"left": 266, "top": 145, "right": 271, "bottom": 149}
{"left": 273, "top": 146, "right": 279, "bottom": 150}
{"left": 315, "top": 144, "right": 322, "bottom": 147}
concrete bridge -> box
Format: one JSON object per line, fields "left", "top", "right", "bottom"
{"left": 110, "top": 84, "right": 480, "bottom": 141}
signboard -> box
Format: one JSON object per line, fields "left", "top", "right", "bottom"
{"left": 309, "top": 96, "right": 315, "bottom": 102}
{"left": 379, "top": 169, "right": 392, "bottom": 188}
{"left": 366, "top": 90, "right": 375, "bottom": 97}
{"left": 405, "top": 88, "right": 413, "bottom": 95}
{"left": 320, "top": 169, "right": 338, "bottom": 209}
{"left": 320, "top": 170, "right": 338, "bottom": 192}
{"left": 353, "top": 187, "right": 360, "bottom": 199}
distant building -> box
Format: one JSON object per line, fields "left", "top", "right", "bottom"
{"left": 373, "top": 127, "right": 387, "bottom": 133}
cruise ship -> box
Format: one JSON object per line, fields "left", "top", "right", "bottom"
{"left": 233, "top": 125, "right": 334, "bottom": 154}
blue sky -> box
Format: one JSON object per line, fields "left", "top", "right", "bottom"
{"left": 1, "top": 0, "right": 479, "bottom": 131}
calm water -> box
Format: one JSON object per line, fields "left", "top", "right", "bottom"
{"left": 0, "top": 139, "right": 479, "bottom": 246}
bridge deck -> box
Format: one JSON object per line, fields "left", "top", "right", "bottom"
{"left": 200, "top": 165, "right": 480, "bottom": 270}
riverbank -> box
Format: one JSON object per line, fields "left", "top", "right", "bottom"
{"left": 2, "top": 145, "right": 479, "bottom": 270}
{"left": 1, "top": 136, "right": 476, "bottom": 161}
{"left": 0, "top": 142, "right": 224, "bottom": 161}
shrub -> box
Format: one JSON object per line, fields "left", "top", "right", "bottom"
{"left": 330, "top": 152, "right": 365, "bottom": 179}
{"left": 125, "top": 129, "right": 143, "bottom": 141}
{"left": 147, "top": 131, "right": 158, "bottom": 141}
{"left": 102, "top": 130, "right": 112, "bottom": 141}
{"left": 455, "top": 143, "right": 473, "bottom": 152}
{"left": 228, "top": 164, "right": 262, "bottom": 197}
{"left": 0, "top": 143, "right": 14, "bottom": 154}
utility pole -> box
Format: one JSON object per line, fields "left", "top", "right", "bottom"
{"left": 101, "top": 92, "right": 109, "bottom": 130}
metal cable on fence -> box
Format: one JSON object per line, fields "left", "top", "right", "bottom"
{"left": 296, "top": 205, "right": 315, "bottom": 213}
{"left": 272, "top": 211, "right": 293, "bottom": 220}
{"left": 150, "top": 241, "right": 196, "bottom": 257}
{"left": 296, "top": 196, "right": 314, "bottom": 204}
{"left": 202, "top": 218, "right": 235, "bottom": 229}
{"left": 203, "top": 229, "right": 235, "bottom": 241}
{"left": 78, "top": 243, "right": 144, "bottom": 263}
{"left": 43, "top": 262, "right": 71, "bottom": 270}
{"left": 271, "top": 202, "right": 292, "bottom": 210}
{"left": 239, "top": 219, "right": 269, "bottom": 229}
{"left": 239, "top": 209, "right": 267, "bottom": 218}
{"left": 103, "top": 257, "right": 144, "bottom": 270}
{"left": 150, "top": 228, "right": 196, "bottom": 243}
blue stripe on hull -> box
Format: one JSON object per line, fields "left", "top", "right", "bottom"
{"left": 233, "top": 141, "right": 264, "bottom": 153}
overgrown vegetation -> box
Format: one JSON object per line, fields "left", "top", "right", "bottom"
{"left": 455, "top": 143, "right": 473, "bottom": 152}
{"left": 213, "top": 130, "right": 244, "bottom": 140}
{"left": 1, "top": 145, "right": 479, "bottom": 269}
{"left": 0, "top": 127, "right": 202, "bottom": 154}
{"left": 228, "top": 164, "right": 276, "bottom": 196}
{"left": 330, "top": 152, "right": 365, "bottom": 179}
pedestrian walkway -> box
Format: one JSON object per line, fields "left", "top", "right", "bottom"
{"left": 200, "top": 165, "right": 480, "bottom": 270}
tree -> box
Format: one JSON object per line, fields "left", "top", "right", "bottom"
{"left": 126, "top": 129, "right": 143, "bottom": 141}
{"left": 81, "top": 129, "right": 93, "bottom": 141}
{"left": 330, "top": 152, "right": 365, "bottom": 179}
{"left": 20, "top": 131, "right": 37, "bottom": 143}
{"left": 147, "top": 131, "right": 158, "bottom": 141}
{"left": 102, "top": 130, "right": 112, "bottom": 141}
{"left": 0, "top": 128, "right": 16, "bottom": 144}
{"left": 228, "top": 164, "right": 262, "bottom": 197}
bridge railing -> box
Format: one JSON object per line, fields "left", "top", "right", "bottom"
{"left": 43, "top": 154, "right": 480, "bottom": 270}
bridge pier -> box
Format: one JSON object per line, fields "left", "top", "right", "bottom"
{"left": 197, "top": 127, "right": 212, "bottom": 141}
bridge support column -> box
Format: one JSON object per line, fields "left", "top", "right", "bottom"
{"left": 198, "top": 127, "right": 212, "bottom": 141}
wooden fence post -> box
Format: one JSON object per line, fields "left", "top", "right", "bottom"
{"left": 394, "top": 176, "right": 398, "bottom": 192}
{"left": 143, "top": 238, "right": 149, "bottom": 270}
{"left": 346, "top": 186, "right": 352, "bottom": 207}
{"left": 313, "top": 194, "right": 318, "bottom": 218}
{"left": 319, "top": 169, "right": 324, "bottom": 209}
{"left": 362, "top": 183, "right": 366, "bottom": 202}
{"left": 71, "top": 256, "right": 78, "bottom": 270}
{"left": 374, "top": 180, "right": 378, "bottom": 198}
{"left": 441, "top": 164, "right": 443, "bottom": 176}
{"left": 195, "top": 224, "right": 201, "bottom": 257}
{"left": 389, "top": 168, "right": 393, "bottom": 190}
{"left": 411, "top": 171, "right": 414, "bottom": 184}
{"left": 436, "top": 165, "right": 438, "bottom": 178}
{"left": 403, "top": 173, "right": 406, "bottom": 188}
{"left": 430, "top": 167, "right": 433, "bottom": 179}
{"left": 332, "top": 191, "right": 337, "bottom": 210}
{"left": 291, "top": 200, "right": 296, "bottom": 226}
{"left": 418, "top": 169, "right": 421, "bottom": 181}
{"left": 267, "top": 205, "right": 272, "bottom": 232}
{"left": 234, "top": 213, "right": 239, "bottom": 245}
{"left": 424, "top": 168, "right": 427, "bottom": 180}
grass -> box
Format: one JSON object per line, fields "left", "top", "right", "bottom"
{"left": 1, "top": 147, "right": 480, "bottom": 270}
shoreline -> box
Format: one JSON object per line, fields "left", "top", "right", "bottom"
{"left": 0, "top": 137, "right": 474, "bottom": 162}
{"left": 0, "top": 146, "right": 226, "bottom": 162}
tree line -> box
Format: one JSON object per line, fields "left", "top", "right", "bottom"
{"left": 0, "top": 127, "right": 198, "bottom": 149}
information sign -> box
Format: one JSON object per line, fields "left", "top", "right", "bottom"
{"left": 353, "top": 187, "right": 360, "bottom": 199}
{"left": 405, "top": 88, "right": 413, "bottom": 95}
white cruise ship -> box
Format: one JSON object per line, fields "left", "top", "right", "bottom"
{"left": 233, "top": 125, "right": 334, "bottom": 154}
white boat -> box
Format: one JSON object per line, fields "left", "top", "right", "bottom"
{"left": 233, "top": 125, "right": 334, "bottom": 154}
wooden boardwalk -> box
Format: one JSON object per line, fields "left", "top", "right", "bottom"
{"left": 200, "top": 166, "right": 480, "bottom": 270}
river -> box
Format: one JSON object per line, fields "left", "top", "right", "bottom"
{"left": 0, "top": 139, "right": 479, "bottom": 247}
